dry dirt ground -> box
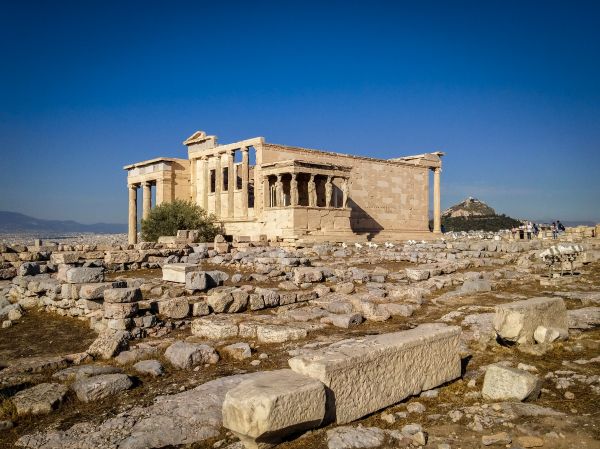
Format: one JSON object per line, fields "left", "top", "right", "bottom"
{"left": 1, "top": 262, "right": 599, "bottom": 449}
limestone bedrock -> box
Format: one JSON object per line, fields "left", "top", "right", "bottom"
{"left": 222, "top": 369, "right": 326, "bottom": 449}
{"left": 288, "top": 323, "right": 462, "bottom": 424}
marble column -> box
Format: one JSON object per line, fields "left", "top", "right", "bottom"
{"left": 200, "top": 156, "right": 208, "bottom": 209}
{"left": 290, "top": 173, "right": 298, "bottom": 206}
{"left": 128, "top": 184, "right": 138, "bottom": 245}
{"left": 227, "top": 149, "right": 234, "bottom": 218}
{"left": 215, "top": 153, "right": 222, "bottom": 218}
{"left": 142, "top": 181, "right": 152, "bottom": 220}
{"left": 190, "top": 154, "right": 196, "bottom": 201}
{"left": 433, "top": 167, "right": 441, "bottom": 233}
{"left": 241, "top": 147, "right": 249, "bottom": 217}
{"left": 325, "top": 176, "right": 333, "bottom": 207}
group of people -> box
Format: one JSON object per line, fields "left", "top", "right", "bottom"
{"left": 552, "top": 220, "right": 566, "bottom": 239}
{"left": 512, "top": 220, "right": 565, "bottom": 240}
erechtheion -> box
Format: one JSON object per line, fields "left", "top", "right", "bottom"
{"left": 124, "top": 131, "right": 444, "bottom": 244}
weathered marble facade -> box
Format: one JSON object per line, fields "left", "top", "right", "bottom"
{"left": 125, "top": 131, "right": 443, "bottom": 243}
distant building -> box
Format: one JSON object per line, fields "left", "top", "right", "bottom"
{"left": 124, "top": 131, "right": 444, "bottom": 243}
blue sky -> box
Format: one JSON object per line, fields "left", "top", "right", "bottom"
{"left": 1, "top": 0, "right": 599, "bottom": 224}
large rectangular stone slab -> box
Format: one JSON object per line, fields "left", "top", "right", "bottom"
{"left": 288, "top": 324, "right": 461, "bottom": 424}
{"left": 493, "top": 297, "right": 568, "bottom": 344}
{"left": 65, "top": 267, "right": 104, "bottom": 284}
{"left": 162, "top": 263, "right": 202, "bottom": 283}
{"left": 222, "top": 369, "right": 326, "bottom": 449}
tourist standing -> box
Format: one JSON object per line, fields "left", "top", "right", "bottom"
{"left": 552, "top": 222, "right": 558, "bottom": 239}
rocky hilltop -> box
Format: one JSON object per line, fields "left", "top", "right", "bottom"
{"left": 442, "top": 197, "right": 496, "bottom": 218}
{"left": 440, "top": 197, "right": 521, "bottom": 232}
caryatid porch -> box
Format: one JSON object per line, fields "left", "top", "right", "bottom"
{"left": 259, "top": 160, "right": 355, "bottom": 239}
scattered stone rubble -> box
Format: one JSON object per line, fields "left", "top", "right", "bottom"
{"left": 0, "top": 230, "right": 599, "bottom": 449}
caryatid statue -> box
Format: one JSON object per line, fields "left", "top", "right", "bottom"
{"left": 341, "top": 178, "right": 350, "bottom": 208}
{"left": 275, "top": 175, "right": 284, "bottom": 207}
{"left": 325, "top": 176, "right": 333, "bottom": 207}
{"left": 290, "top": 173, "right": 298, "bottom": 206}
{"left": 308, "top": 174, "right": 317, "bottom": 207}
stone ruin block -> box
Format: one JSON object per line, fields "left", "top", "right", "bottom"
{"left": 288, "top": 324, "right": 462, "bottom": 424}
{"left": 65, "top": 267, "right": 104, "bottom": 284}
{"left": 185, "top": 270, "right": 229, "bottom": 291}
{"left": 158, "top": 297, "right": 190, "bottom": 319}
{"left": 50, "top": 252, "right": 82, "bottom": 264}
{"left": 103, "top": 287, "right": 142, "bottom": 303}
{"left": 482, "top": 364, "right": 541, "bottom": 401}
{"left": 191, "top": 318, "right": 239, "bottom": 339}
{"left": 405, "top": 268, "right": 430, "bottom": 281}
{"left": 293, "top": 267, "right": 324, "bottom": 285}
{"left": 162, "top": 263, "right": 202, "bottom": 283}
{"left": 493, "top": 297, "right": 568, "bottom": 345}
{"left": 222, "top": 369, "right": 326, "bottom": 449}
{"left": 79, "top": 281, "right": 127, "bottom": 300}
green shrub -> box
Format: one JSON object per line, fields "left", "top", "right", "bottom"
{"left": 430, "top": 214, "right": 522, "bottom": 233}
{"left": 141, "top": 200, "right": 220, "bottom": 242}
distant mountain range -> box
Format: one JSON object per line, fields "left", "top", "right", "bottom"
{"left": 0, "top": 211, "right": 127, "bottom": 234}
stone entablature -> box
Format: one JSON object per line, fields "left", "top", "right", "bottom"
{"left": 124, "top": 130, "right": 444, "bottom": 244}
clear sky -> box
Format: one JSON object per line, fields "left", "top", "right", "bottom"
{"left": 1, "top": 0, "right": 599, "bottom": 224}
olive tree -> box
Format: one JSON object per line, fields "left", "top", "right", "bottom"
{"left": 141, "top": 200, "right": 220, "bottom": 242}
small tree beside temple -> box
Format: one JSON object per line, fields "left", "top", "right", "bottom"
{"left": 141, "top": 200, "right": 220, "bottom": 242}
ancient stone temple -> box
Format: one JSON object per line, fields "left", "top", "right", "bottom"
{"left": 124, "top": 131, "right": 444, "bottom": 244}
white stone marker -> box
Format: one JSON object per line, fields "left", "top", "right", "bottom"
{"left": 288, "top": 324, "right": 462, "bottom": 424}
{"left": 493, "top": 297, "right": 568, "bottom": 344}
{"left": 162, "top": 263, "right": 201, "bottom": 283}
{"left": 222, "top": 369, "right": 326, "bottom": 449}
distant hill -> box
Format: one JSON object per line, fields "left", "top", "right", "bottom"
{"left": 0, "top": 211, "right": 127, "bottom": 234}
{"left": 443, "top": 197, "right": 496, "bottom": 218}
{"left": 435, "top": 197, "right": 522, "bottom": 232}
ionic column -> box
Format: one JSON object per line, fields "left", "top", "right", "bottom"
{"left": 200, "top": 156, "right": 208, "bottom": 209}
{"left": 215, "top": 152, "right": 222, "bottom": 217}
{"left": 142, "top": 181, "right": 152, "bottom": 220}
{"left": 241, "top": 147, "right": 249, "bottom": 217}
{"left": 190, "top": 155, "right": 196, "bottom": 201}
{"left": 290, "top": 173, "right": 298, "bottom": 206}
{"left": 433, "top": 167, "right": 441, "bottom": 233}
{"left": 227, "top": 150, "right": 234, "bottom": 218}
{"left": 128, "top": 184, "right": 138, "bottom": 245}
